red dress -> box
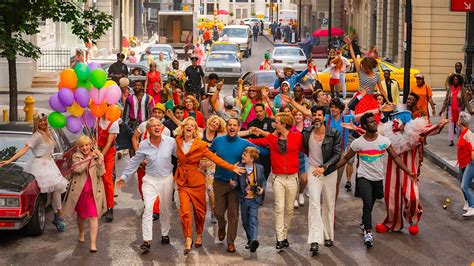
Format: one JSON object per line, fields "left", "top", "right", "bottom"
{"left": 146, "top": 71, "right": 162, "bottom": 103}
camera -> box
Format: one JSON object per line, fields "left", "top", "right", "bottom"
{"left": 250, "top": 185, "right": 260, "bottom": 193}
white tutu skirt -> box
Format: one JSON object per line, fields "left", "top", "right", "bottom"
{"left": 23, "top": 157, "right": 69, "bottom": 194}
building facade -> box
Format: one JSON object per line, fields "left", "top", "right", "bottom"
{"left": 349, "top": 0, "right": 467, "bottom": 87}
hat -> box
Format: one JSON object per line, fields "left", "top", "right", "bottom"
{"left": 190, "top": 55, "right": 198, "bottom": 60}
{"left": 223, "top": 96, "right": 236, "bottom": 108}
{"left": 281, "top": 81, "right": 291, "bottom": 90}
{"left": 264, "top": 53, "right": 270, "bottom": 60}
{"left": 414, "top": 74, "right": 424, "bottom": 79}
{"left": 283, "top": 65, "right": 295, "bottom": 72}
{"left": 391, "top": 104, "right": 411, "bottom": 117}
{"left": 152, "top": 103, "right": 166, "bottom": 113}
{"left": 119, "top": 77, "right": 130, "bottom": 87}
{"left": 117, "top": 53, "right": 125, "bottom": 59}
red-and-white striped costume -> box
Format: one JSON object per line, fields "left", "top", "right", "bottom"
{"left": 381, "top": 119, "right": 443, "bottom": 231}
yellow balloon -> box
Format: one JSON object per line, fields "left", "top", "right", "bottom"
{"left": 67, "top": 102, "right": 85, "bottom": 117}
{"left": 104, "top": 80, "right": 117, "bottom": 89}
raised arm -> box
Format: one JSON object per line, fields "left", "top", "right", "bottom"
{"left": 344, "top": 37, "right": 360, "bottom": 73}
{"left": 282, "top": 94, "right": 311, "bottom": 116}
{"left": 0, "top": 145, "right": 30, "bottom": 167}
{"left": 211, "top": 80, "right": 224, "bottom": 112}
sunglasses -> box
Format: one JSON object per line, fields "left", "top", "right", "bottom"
{"left": 248, "top": 90, "right": 257, "bottom": 93}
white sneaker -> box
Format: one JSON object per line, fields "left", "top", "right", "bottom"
{"left": 462, "top": 207, "right": 474, "bottom": 217}
{"left": 463, "top": 201, "right": 468, "bottom": 211}
{"left": 294, "top": 200, "right": 299, "bottom": 208}
{"left": 298, "top": 193, "right": 305, "bottom": 206}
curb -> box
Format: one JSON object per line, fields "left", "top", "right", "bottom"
{"left": 423, "top": 147, "right": 460, "bottom": 180}
{"left": 263, "top": 34, "right": 275, "bottom": 45}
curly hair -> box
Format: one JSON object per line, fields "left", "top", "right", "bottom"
{"left": 184, "top": 95, "right": 200, "bottom": 110}
{"left": 206, "top": 115, "right": 226, "bottom": 133}
{"left": 449, "top": 73, "right": 464, "bottom": 87}
{"left": 360, "top": 56, "right": 378, "bottom": 73}
{"left": 173, "top": 117, "right": 203, "bottom": 139}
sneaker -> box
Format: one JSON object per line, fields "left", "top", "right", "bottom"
{"left": 298, "top": 193, "right": 305, "bottom": 206}
{"left": 52, "top": 213, "right": 66, "bottom": 232}
{"left": 324, "top": 239, "right": 333, "bottom": 247}
{"left": 275, "top": 241, "right": 285, "bottom": 249}
{"left": 140, "top": 241, "right": 151, "bottom": 252}
{"left": 161, "top": 235, "right": 170, "bottom": 244}
{"left": 310, "top": 242, "right": 318, "bottom": 253}
{"left": 363, "top": 231, "right": 373, "bottom": 248}
{"left": 249, "top": 240, "right": 259, "bottom": 252}
{"left": 245, "top": 241, "right": 251, "bottom": 249}
{"left": 105, "top": 208, "right": 114, "bottom": 223}
{"left": 345, "top": 181, "right": 352, "bottom": 191}
{"left": 282, "top": 239, "right": 289, "bottom": 247}
{"left": 463, "top": 207, "right": 474, "bottom": 217}
{"left": 211, "top": 214, "right": 217, "bottom": 224}
{"left": 294, "top": 200, "right": 299, "bottom": 208}
{"left": 463, "top": 201, "right": 469, "bottom": 211}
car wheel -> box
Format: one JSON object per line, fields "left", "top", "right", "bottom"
{"left": 26, "top": 195, "right": 46, "bottom": 236}
{"left": 244, "top": 50, "right": 249, "bottom": 58}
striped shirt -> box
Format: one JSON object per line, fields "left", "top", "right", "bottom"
{"left": 359, "top": 71, "right": 380, "bottom": 94}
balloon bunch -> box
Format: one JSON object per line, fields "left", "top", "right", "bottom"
{"left": 48, "top": 62, "right": 122, "bottom": 135}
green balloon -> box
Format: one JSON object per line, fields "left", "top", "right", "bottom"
{"left": 90, "top": 68, "right": 107, "bottom": 89}
{"left": 48, "top": 112, "right": 66, "bottom": 128}
{"left": 74, "top": 63, "right": 91, "bottom": 81}
{"left": 76, "top": 79, "right": 92, "bottom": 90}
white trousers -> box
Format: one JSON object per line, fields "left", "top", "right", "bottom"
{"left": 142, "top": 174, "right": 174, "bottom": 241}
{"left": 307, "top": 166, "right": 337, "bottom": 244}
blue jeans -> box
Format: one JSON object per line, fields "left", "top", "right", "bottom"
{"left": 461, "top": 162, "right": 474, "bottom": 207}
{"left": 241, "top": 198, "right": 259, "bottom": 241}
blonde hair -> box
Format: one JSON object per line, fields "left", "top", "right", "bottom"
{"left": 244, "top": 146, "right": 260, "bottom": 160}
{"left": 174, "top": 117, "right": 202, "bottom": 139}
{"left": 206, "top": 115, "right": 226, "bottom": 133}
{"left": 276, "top": 112, "right": 295, "bottom": 129}
{"left": 33, "top": 113, "right": 54, "bottom": 143}
{"left": 76, "top": 135, "right": 93, "bottom": 148}
{"left": 184, "top": 95, "right": 200, "bottom": 110}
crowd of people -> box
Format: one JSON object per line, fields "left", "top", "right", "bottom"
{"left": 3, "top": 32, "right": 474, "bottom": 257}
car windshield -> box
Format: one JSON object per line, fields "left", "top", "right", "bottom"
{"left": 139, "top": 53, "right": 171, "bottom": 62}
{"left": 149, "top": 46, "right": 173, "bottom": 54}
{"left": 256, "top": 72, "right": 277, "bottom": 87}
{"left": 0, "top": 133, "right": 33, "bottom": 162}
{"left": 208, "top": 53, "right": 238, "bottom": 62}
{"left": 221, "top": 28, "right": 248, "bottom": 38}
{"left": 274, "top": 48, "right": 304, "bottom": 57}
{"left": 211, "top": 44, "right": 238, "bottom": 53}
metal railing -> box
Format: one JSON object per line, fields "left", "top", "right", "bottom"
{"left": 37, "top": 48, "right": 72, "bottom": 72}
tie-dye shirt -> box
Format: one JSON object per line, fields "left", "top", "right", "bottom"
{"left": 350, "top": 134, "right": 391, "bottom": 181}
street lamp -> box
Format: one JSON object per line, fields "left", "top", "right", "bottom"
{"left": 328, "top": 0, "right": 332, "bottom": 48}
{"left": 402, "top": 0, "right": 412, "bottom": 103}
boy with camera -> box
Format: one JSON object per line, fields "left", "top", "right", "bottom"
{"left": 230, "top": 147, "right": 266, "bottom": 253}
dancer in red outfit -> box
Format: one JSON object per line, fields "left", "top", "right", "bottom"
{"left": 376, "top": 110, "right": 447, "bottom": 234}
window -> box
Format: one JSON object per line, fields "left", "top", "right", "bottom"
{"left": 207, "top": 3, "right": 218, "bottom": 15}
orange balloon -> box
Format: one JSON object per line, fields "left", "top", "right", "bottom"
{"left": 67, "top": 101, "right": 85, "bottom": 117}
{"left": 60, "top": 68, "right": 78, "bottom": 89}
{"left": 105, "top": 105, "right": 122, "bottom": 122}
{"left": 90, "top": 100, "right": 107, "bottom": 117}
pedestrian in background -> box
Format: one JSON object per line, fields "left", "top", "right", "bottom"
{"left": 410, "top": 74, "right": 435, "bottom": 123}
{"left": 63, "top": 136, "right": 106, "bottom": 253}
{"left": 440, "top": 73, "right": 473, "bottom": 146}
{"left": 253, "top": 23, "right": 259, "bottom": 42}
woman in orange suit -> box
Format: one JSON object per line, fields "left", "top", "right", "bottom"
{"left": 174, "top": 117, "right": 244, "bottom": 255}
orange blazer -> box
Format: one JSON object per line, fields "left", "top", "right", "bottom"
{"left": 175, "top": 136, "right": 235, "bottom": 187}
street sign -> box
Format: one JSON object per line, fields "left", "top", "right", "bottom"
{"left": 321, "top": 18, "right": 328, "bottom": 29}
{"left": 450, "top": 0, "right": 474, "bottom": 11}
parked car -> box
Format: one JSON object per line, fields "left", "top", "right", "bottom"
{"left": 102, "top": 63, "right": 150, "bottom": 83}
{"left": 144, "top": 44, "right": 178, "bottom": 61}
{"left": 242, "top": 18, "right": 270, "bottom": 29}
{"left": 233, "top": 70, "right": 314, "bottom": 99}
{"left": 317, "top": 58, "right": 421, "bottom": 93}
{"left": 271, "top": 45, "right": 308, "bottom": 72}
{"left": 210, "top": 41, "right": 242, "bottom": 59}
{"left": 204, "top": 51, "right": 242, "bottom": 81}
{"left": 220, "top": 25, "right": 253, "bottom": 57}
{"left": 0, "top": 122, "right": 78, "bottom": 236}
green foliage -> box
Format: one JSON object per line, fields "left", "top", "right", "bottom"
{"left": 0, "top": 146, "right": 17, "bottom": 161}
{"left": 0, "top": 0, "right": 113, "bottom": 61}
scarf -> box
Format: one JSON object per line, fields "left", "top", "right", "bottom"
{"left": 451, "top": 85, "right": 461, "bottom": 124}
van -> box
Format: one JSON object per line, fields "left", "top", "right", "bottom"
{"left": 220, "top": 25, "right": 253, "bottom": 57}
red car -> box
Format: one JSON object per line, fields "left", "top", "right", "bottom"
{"left": 0, "top": 123, "right": 78, "bottom": 235}
{"left": 233, "top": 70, "right": 317, "bottom": 99}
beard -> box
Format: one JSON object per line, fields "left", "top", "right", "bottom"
{"left": 314, "top": 121, "right": 322, "bottom": 128}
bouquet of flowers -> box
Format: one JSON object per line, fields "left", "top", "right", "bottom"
{"left": 167, "top": 69, "right": 186, "bottom": 88}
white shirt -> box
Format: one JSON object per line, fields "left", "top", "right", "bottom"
{"left": 308, "top": 133, "right": 324, "bottom": 168}
{"left": 350, "top": 134, "right": 391, "bottom": 181}
{"left": 99, "top": 118, "right": 120, "bottom": 134}
{"left": 137, "top": 121, "right": 170, "bottom": 140}
{"left": 340, "top": 56, "right": 351, "bottom": 73}
{"left": 120, "top": 136, "right": 177, "bottom": 182}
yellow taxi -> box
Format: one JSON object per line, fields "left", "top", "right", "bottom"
{"left": 210, "top": 41, "right": 241, "bottom": 59}
{"left": 197, "top": 18, "right": 224, "bottom": 30}
{"left": 317, "top": 59, "right": 421, "bottom": 93}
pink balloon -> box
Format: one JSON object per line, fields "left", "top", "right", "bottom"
{"left": 66, "top": 115, "right": 83, "bottom": 134}
{"left": 58, "top": 88, "right": 75, "bottom": 106}
{"left": 74, "top": 88, "right": 90, "bottom": 108}
{"left": 105, "top": 84, "right": 121, "bottom": 105}
{"left": 89, "top": 87, "right": 105, "bottom": 105}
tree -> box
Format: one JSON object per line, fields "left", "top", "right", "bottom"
{"left": 0, "top": 0, "right": 113, "bottom": 121}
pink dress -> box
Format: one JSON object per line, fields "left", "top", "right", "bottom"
{"left": 75, "top": 174, "right": 98, "bottom": 219}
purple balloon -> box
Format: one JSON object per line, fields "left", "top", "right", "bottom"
{"left": 49, "top": 93, "right": 67, "bottom": 112}
{"left": 66, "top": 115, "right": 83, "bottom": 134}
{"left": 81, "top": 109, "right": 96, "bottom": 128}
{"left": 88, "top": 61, "right": 101, "bottom": 71}
{"left": 74, "top": 88, "right": 90, "bottom": 108}
{"left": 58, "top": 88, "right": 75, "bottom": 106}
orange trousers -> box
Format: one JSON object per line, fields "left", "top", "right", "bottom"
{"left": 137, "top": 167, "right": 160, "bottom": 214}
{"left": 177, "top": 184, "right": 207, "bottom": 238}
{"left": 103, "top": 147, "right": 116, "bottom": 209}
